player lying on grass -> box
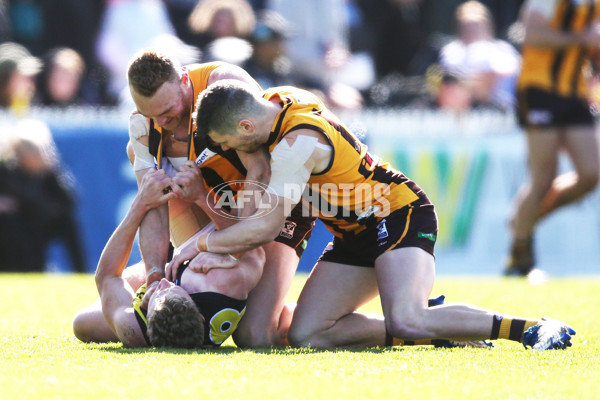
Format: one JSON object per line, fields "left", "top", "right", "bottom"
{"left": 73, "top": 169, "right": 264, "bottom": 347}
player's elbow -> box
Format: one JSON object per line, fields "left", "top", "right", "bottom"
{"left": 126, "top": 141, "right": 135, "bottom": 166}
{"left": 94, "top": 270, "right": 103, "bottom": 291}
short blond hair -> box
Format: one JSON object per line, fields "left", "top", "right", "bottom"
{"left": 127, "top": 50, "right": 181, "bottom": 97}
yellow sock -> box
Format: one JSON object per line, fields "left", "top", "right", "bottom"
{"left": 491, "top": 315, "right": 538, "bottom": 342}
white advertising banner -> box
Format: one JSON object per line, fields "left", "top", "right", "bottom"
{"left": 356, "top": 110, "right": 600, "bottom": 275}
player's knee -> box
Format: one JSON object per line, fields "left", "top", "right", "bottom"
{"left": 233, "top": 325, "right": 271, "bottom": 348}
{"left": 72, "top": 312, "right": 94, "bottom": 342}
{"left": 232, "top": 317, "right": 281, "bottom": 347}
{"left": 287, "top": 321, "right": 330, "bottom": 348}
{"left": 531, "top": 178, "right": 554, "bottom": 197}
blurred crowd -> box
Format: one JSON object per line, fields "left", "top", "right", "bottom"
{"left": 0, "top": 0, "right": 527, "bottom": 273}
{"left": 0, "top": 0, "right": 526, "bottom": 114}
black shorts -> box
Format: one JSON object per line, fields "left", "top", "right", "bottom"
{"left": 517, "top": 87, "right": 595, "bottom": 128}
{"left": 319, "top": 197, "right": 438, "bottom": 267}
{"left": 273, "top": 201, "right": 316, "bottom": 258}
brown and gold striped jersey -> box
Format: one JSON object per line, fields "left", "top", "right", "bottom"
{"left": 518, "top": 0, "right": 600, "bottom": 98}
{"left": 263, "top": 86, "right": 424, "bottom": 240}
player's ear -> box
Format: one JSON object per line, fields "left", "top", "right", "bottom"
{"left": 181, "top": 72, "right": 189, "bottom": 85}
{"left": 239, "top": 119, "right": 254, "bottom": 133}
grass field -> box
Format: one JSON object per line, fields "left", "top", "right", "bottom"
{"left": 1, "top": 273, "right": 599, "bottom": 400}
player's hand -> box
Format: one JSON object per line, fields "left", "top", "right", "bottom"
{"left": 137, "top": 169, "right": 176, "bottom": 211}
{"left": 140, "top": 280, "right": 159, "bottom": 310}
{"left": 171, "top": 161, "right": 207, "bottom": 203}
{"left": 165, "top": 240, "right": 200, "bottom": 281}
{"left": 188, "top": 252, "right": 239, "bottom": 274}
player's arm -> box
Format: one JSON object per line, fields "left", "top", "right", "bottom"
{"left": 95, "top": 170, "right": 174, "bottom": 347}
{"left": 168, "top": 130, "right": 329, "bottom": 269}
{"left": 235, "top": 148, "right": 271, "bottom": 218}
{"left": 170, "top": 161, "right": 240, "bottom": 230}
{"left": 521, "top": 0, "right": 600, "bottom": 48}
{"left": 170, "top": 155, "right": 270, "bottom": 230}
{"left": 128, "top": 112, "right": 172, "bottom": 285}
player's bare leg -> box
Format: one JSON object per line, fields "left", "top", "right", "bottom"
{"left": 506, "top": 129, "right": 560, "bottom": 275}
{"left": 376, "top": 247, "right": 574, "bottom": 350}
{"left": 538, "top": 126, "right": 599, "bottom": 216}
{"left": 376, "top": 247, "right": 499, "bottom": 340}
{"left": 233, "top": 242, "right": 299, "bottom": 347}
{"left": 288, "top": 260, "right": 384, "bottom": 348}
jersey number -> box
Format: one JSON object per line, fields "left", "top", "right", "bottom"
{"left": 209, "top": 307, "right": 246, "bottom": 345}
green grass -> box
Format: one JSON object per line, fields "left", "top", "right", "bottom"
{"left": 1, "top": 273, "right": 599, "bottom": 400}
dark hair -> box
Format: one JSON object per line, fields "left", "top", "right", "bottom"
{"left": 194, "top": 80, "right": 258, "bottom": 140}
{"left": 127, "top": 50, "right": 180, "bottom": 97}
{"left": 147, "top": 293, "right": 205, "bottom": 348}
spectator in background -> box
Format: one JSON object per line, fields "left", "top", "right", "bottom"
{"left": 0, "top": 41, "right": 41, "bottom": 115}
{"left": 354, "top": 0, "right": 426, "bottom": 79}
{"left": 243, "top": 10, "right": 294, "bottom": 89}
{"left": 39, "top": 0, "right": 109, "bottom": 106}
{"left": 96, "top": 0, "right": 185, "bottom": 104}
{"left": 267, "top": 0, "right": 370, "bottom": 110}
{"left": 163, "top": 0, "right": 199, "bottom": 45}
{"left": 267, "top": 0, "right": 347, "bottom": 90}
{"left": 187, "top": 0, "right": 256, "bottom": 54}
{"left": 506, "top": 0, "right": 600, "bottom": 277}
{"left": 438, "top": 1, "right": 521, "bottom": 110}
{"left": 412, "top": 65, "right": 473, "bottom": 112}
{"left": 478, "top": 0, "right": 525, "bottom": 41}
{"left": 35, "top": 47, "right": 86, "bottom": 107}
{"left": 0, "top": 119, "right": 87, "bottom": 272}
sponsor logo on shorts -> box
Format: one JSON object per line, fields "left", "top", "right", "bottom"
{"left": 527, "top": 110, "right": 553, "bottom": 125}
{"left": 280, "top": 221, "right": 297, "bottom": 239}
{"left": 418, "top": 232, "right": 436, "bottom": 242}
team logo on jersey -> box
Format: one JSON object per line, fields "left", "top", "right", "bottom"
{"left": 280, "top": 221, "right": 297, "bottom": 239}
{"left": 195, "top": 148, "right": 217, "bottom": 166}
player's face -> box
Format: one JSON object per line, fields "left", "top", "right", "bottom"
{"left": 208, "top": 130, "right": 262, "bottom": 153}
{"left": 132, "top": 79, "right": 188, "bottom": 131}
{"left": 145, "top": 278, "right": 190, "bottom": 315}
